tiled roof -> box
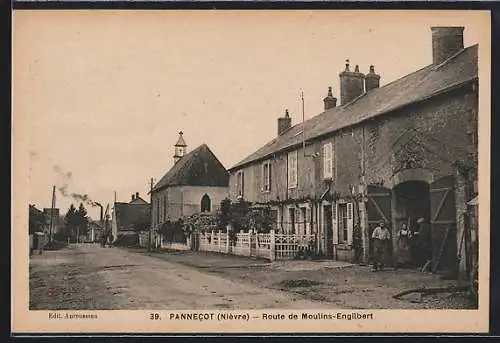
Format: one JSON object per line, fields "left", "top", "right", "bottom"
{"left": 130, "top": 196, "right": 149, "bottom": 205}
{"left": 230, "top": 44, "right": 478, "bottom": 171}
{"left": 151, "top": 144, "right": 229, "bottom": 193}
{"left": 114, "top": 202, "right": 150, "bottom": 231}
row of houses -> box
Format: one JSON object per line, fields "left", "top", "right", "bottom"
{"left": 112, "top": 26, "right": 479, "bottom": 277}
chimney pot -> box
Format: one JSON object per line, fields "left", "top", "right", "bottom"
{"left": 132, "top": 194, "right": 135, "bottom": 201}
{"left": 136, "top": 192, "right": 139, "bottom": 199}
{"left": 323, "top": 86, "right": 338, "bottom": 111}
{"left": 278, "top": 109, "right": 292, "bottom": 135}
{"left": 365, "top": 65, "right": 381, "bottom": 92}
{"left": 339, "top": 60, "right": 365, "bottom": 105}
{"left": 431, "top": 26, "right": 464, "bottom": 65}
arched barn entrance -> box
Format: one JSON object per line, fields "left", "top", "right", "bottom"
{"left": 393, "top": 181, "right": 431, "bottom": 235}
{"left": 366, "top": 171, "right": 457, "bottom": 273}
{"left": 201, "top": 194, "right": 211, "bottom": 212}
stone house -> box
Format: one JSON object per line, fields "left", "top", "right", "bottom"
{"left": 150, "top": 132, "right": 229, "bottom": 230}
{"left": 228, "top": 27, "right": 478, "bottom": 275}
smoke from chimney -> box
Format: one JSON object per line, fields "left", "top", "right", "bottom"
{"left": 53, "top": 165, "right": 100, "bottom": 209}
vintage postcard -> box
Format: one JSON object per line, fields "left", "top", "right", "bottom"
{"left": 12, "top": 10, "right": 491, "bottom": 334}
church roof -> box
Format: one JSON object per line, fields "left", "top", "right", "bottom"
{"left": 230, "top": 44, "right": 478, "bottom": 171}
{"left": 151, "top": 144, "right": 229, "bottom": 193}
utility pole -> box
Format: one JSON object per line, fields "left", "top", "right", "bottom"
{"left": 149, "top": 178, "right": 154, "bottom": 252}
{"left": 49, "top": 185, "right": 56, "bottom": 244}
{"left": 301, "top": 89, "right": 306, "bottom": 155}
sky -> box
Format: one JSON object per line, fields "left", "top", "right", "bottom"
{"left": 13, "top": 10, "right": 488, "bottom": 220}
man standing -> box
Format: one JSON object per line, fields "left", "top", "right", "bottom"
{"left": 371, "top": 220, "right": 391, "bottom": 271}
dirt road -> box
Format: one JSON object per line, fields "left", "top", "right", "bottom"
{"left": 29, "top": 244, "right": 331, "bottom": 310}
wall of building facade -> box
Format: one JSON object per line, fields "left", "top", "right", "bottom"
{"left": 228, "top": 82, "right": 477, "bottom": 263}
{"left": 152, "top": 185, "right": 229, "bottom": 226}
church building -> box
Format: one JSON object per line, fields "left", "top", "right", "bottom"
{"left": 150, "top": 132, "right": 230, "bottom": 228}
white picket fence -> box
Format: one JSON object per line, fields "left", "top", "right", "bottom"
{"left": 194, "top": 230, "right": 315, "bottom": 261}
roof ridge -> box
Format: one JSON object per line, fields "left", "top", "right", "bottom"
{"left": 432, "top": 44, "right": 477, "bottom": 71}
{"left": 229, "top": 43, "right": 477, "bottom": 171}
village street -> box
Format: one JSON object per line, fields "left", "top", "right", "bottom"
{"left": 29, "top": 245, "right": 474, "bottom": 310}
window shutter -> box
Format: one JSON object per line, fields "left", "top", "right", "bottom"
{"left": 323, "top": 143, "right": 333, "bottom": 179}
{"left": 331, "top": 143, "right": 335, "bottom": 180}
{"left": 262, "top": 163, "right": 266, "bottom": 191}
{"left": 347, "top": 202, "right": 353, "bottom": 246}
{"left": 241, "top": 171, "right": 244, "bottom": 197}
{"left": 323, "top": 145, "right": 328, "bottom": 177}
{"left": 332, "top": 203, "right": 339, "bottom": 245}
{"left": 269, "top": 163, "right": 272, "bottom": 191}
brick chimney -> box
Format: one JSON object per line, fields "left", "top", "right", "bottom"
{"left": 339, "top": 60, "right": 365, "bottom": 105}
{"left": 431, "top": 27, "right": 464, "bottom": 65}
{"left": 131, "top": 194, "right": 135, "bottom": 201}
{"left": 278, "top": 109, "right": 292, "bottom": 136}
{"left": 323, "top": 86, "right": 337, "bottom": 110}
{"left": 135, "top": 192, "right": 139, "bottom": 199}
{"left": 365, "top": 65, "right": 380, "bottom": 92}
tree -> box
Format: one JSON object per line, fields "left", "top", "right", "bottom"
{"left": 75, "top": 203, "right": 90, "bottom": 236}
{"left": 58, "top": 204, "right": 77, "bottom": 242}
{"left": 59, "top": 203, "right": 90, "bottom": 242}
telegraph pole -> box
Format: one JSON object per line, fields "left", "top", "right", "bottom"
{"left": 149, "top": 178, "right": 154, "bottom": 252}
{"left": 301, "top": 89, "right": 306, "bottom": 155}
{"left": 49, "top": 185, "right": 56, "bottom": 244}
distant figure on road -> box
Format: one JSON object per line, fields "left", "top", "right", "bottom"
{"left": 371, "top": 221, "right": 391, "bottom": 271}
{"left": 394, "top": 223, "right": 413, "bottom": 270}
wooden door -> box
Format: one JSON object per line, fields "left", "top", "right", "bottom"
{"left": 430, "top": 176, "right": 457, "bottom": 272}
{"left": 324, "top": 205, "right": 333, "bottom": 258}
{"left": 366, "top": 185, "right": 392, "bottom": 260}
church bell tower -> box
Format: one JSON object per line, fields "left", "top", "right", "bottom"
{"left": 174, "top": 131, "right": 187, "bottom": 164}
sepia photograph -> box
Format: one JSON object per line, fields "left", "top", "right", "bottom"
{"left": 12, "top": 10, "right": 490, "bottom": 333}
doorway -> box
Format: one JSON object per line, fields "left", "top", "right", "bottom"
{"left": 393, "top": 181, "right": 432, "bottom": 268}
{"left": 393, "top": 181, "right": 431, "bottom": 232}
{"left": 323, "top": 205, "right": 333, "bottom": 258}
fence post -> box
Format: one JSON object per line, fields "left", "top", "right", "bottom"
{"left": 226, "top": 230, "right": 231, "bottom": 254}
{"left": 248, "top": 231, "right": 252, "bottom": 257}
{"left": 218, "top": 230, "right": 222, "bottom": 253}
{"left": 270, "top": 229, "right": 276, "bottom": 261}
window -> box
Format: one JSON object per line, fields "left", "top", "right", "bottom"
{"left": 236, "top": 171, "right": 244, "bottom": 198}
{"left": 323, "top": 142, "right": 333, "bottom": 179}
{"left": 163, "top": 195, "right": 167, "bottom": 221}
{"left": 287, "top": 150, "right": 298, "bottom": 188}
{"left": 301, "top": 207, "right": 307, "bottom": 235}
{"left": 335, "top": 202, "right": 353, "bottom": 245}
{"left": 156, "top": 198, "right": 160, "bottom": 225}
{"left": 262, "top": 161, "right": 272, "bottom": 192}
{"left": 338, "top": 204, "right": 348, "bottom": 243}
{"left": 201, "top": 194, "right": 211, "bottom": 212}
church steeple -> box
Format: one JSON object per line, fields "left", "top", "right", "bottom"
{"left": 174, "top": 131, "right": 187, "bottom": 164}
